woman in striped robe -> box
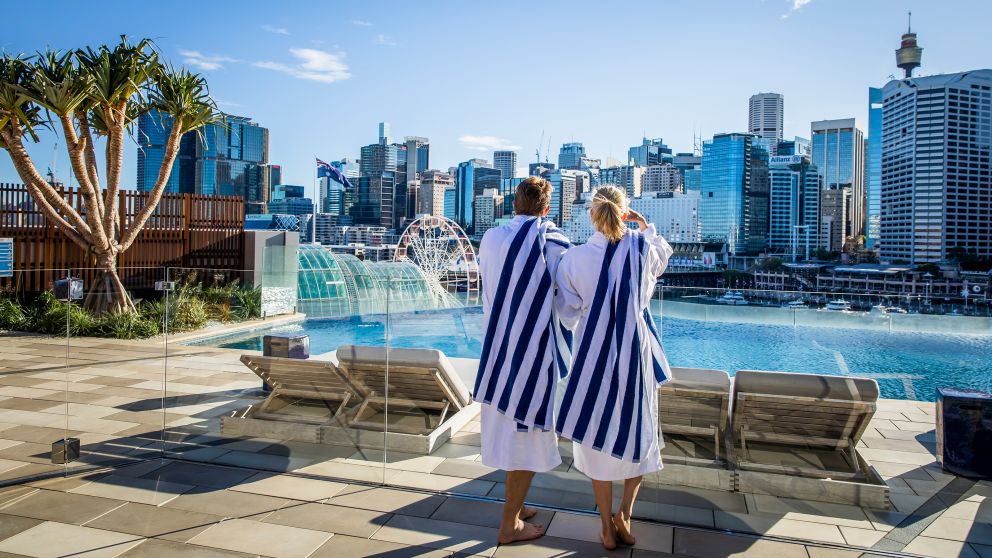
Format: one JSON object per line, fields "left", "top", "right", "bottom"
{"left": 555, "top": 185, "right": 673, "bottom": 550}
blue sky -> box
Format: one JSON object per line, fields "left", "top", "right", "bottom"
{"left": 2, "top": 0, "right": 990, "bottom": 193}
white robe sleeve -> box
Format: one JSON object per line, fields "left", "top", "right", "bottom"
{"left": 642, "top": 224, "right": 674, "bottom": 278}
{"left": 554, "top": 253, "right": 584, "bottom": 331}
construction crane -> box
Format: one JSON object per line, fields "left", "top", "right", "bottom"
{"left": 544, "top": 135, "right": 551, "bottom": 164}
{"left": 535, "top": 129, "right": 544, "bottom": 164}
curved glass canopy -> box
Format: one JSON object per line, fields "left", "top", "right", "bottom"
{"left": 297, "top": 245, "right": 455, "bottom": 318}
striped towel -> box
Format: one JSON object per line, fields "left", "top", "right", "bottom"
{"left": 556, "top": 230, "right": 671, "bottom": 463}
{"left": 474, "top": 217, "right": 572, "bottom": 431}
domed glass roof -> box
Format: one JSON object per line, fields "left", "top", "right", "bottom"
{"left": 297, "top": 245, "right": 452, "bottom": 318}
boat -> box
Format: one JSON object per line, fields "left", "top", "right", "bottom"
{"left": 717, "top": 291, "right": 749, "bottom": 305}
{"left": 870, "top": 304, "right": 909, "bottom": 315}
{"left": 783, "top": 300, "right": 807, "bottom": 309}
{"left": 824, "top": 299, "right": 852, "bottom": 311}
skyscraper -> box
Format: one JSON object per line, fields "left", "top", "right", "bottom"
{"left": 419, "top": 170, "right": 454, "bottom": 216}
{"left": 600, "top": 165, "right": 644, "bottom": 199}
{"left": 767, "top": 154, "right": 821, "bottom": 257}
{"left": 473, "top": 188, "right": 504, "bottom": 235}
{"left": 378, "top": 122, "right": 391, "bottom": 145}
{"left": 699, "top": 133, "right": 768, "bottom": 254}
{"left": 866, "top": 88, "right": 883, "bottom": 250}
{"left": 558, "top": 142, "right": 586, "bottom": 170}
{"left": 642, "top": 164, "right": 683, "bottom": 194}
{"left": 880, "top": 69, "right": 992, "bottom": 263}
{"left": 748, "top": 93, "right": 785, "bottom": 152}
{"left": 628, "top": 138, "right": 674, "bottom": 167}
{"left": 355, "top": 139, "right": 401, "bottom": 228}
{"left": 137, "top": 111, "right": 182, "bottom": 193}
{"left": 454, "top": 159, "right": 500, "bottom": 232}
{"left": 811, "top": 118, "right": 865, "bottom": 245}
{"left": 493, "top": 150, "right": 517, "bottom": 180}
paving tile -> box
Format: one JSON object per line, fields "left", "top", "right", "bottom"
{"left": 431, "top": 458, "right": 503, "bottom": 482}
{"left": 626, "top": 499, "right": 714, "bottom": 528}
{"left": 672, "top": 528, "right": 809, "bottom": 558}
{"left": 162, "top": 487, "right": 289, "bottom": 518}
{"left": 974, "top": 543, "right": 992, "bottom": 558}
{"left": 209, "top": 450, "right": 312, "bottom": 472}
{"left": 0, "top": 514, "right": 42, "bottom": 542}
{"left": 0, "top": 521, "right": 145, "bottom": 558}
{"left": 293, "top": 460, "right": 387, "bottom": 484}
{"left": 902, "top": 536, "right": 981, "bottom": 558}
{"left": 328, "top": 485, "right": 446, "bottom": 517}
{"left": 117, "top": 538, "right": 255, "bottom": 557}
{"left": 344, "top": 449, "right": 446, "bottom": 473}
{"left": 69, "top": 474, "right": 194, "bottom": 506}
{"left": 494, "top": 534, "right": 633, "bottom": 558}
{"left": 488, "top": 483, "right": 596, "bottom": 512}
{"left": 0, "top": 490, "right": 124, "bottom": 525}
{"left": 921, "top": 516, "right": 992, "bottom": 544}
{"left": 262, "top": 501, "right": 391, "bottom": 537}
{"left": 547, "top": 511, "right": 673, "bottom": 554}
{"left": 713, "top": 511, "right": 846, "bottom": 544}
{"left": 386, "top": 469, "right": 496, "bottom": 496}
{"left": 309, "top": 534, "right": 453, "bottom": 557}
{"left": 83, "top": 502, "right": 223, "bottom": 542}
{"left": 430, "top": 497, "right": 555, "bottom": 530}
{"left": 373, "top": 514, "right": 499, "bottom": 557}
{"left": 187, "top": 518, "right": 331, "bottom": 558}
{"left": 228, "top": 472, "right": 347, "bottom": 501}
{"left": 745, "top": 494, "right": 873, "bottom": 529}
{"left": 139, "top": 461, "right": 256, "bottom": 489}
{"left": 804, "top": 547, "right": 862, "bottom": 558}
{"left": 944, "top": 501, "right": 992, "bottom": 523}
{"left": 839, "top": 526, "right": 886, "bottom": 547}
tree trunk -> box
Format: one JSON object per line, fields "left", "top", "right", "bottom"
{"left": 83, "top": 249, "right": 134, "bottom": 314}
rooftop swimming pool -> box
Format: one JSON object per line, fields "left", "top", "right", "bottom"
{"left": 189, "top": 306, "right": 992, "bottom": 402}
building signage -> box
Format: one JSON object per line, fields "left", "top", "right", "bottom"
{"left": 769, "top": 155, "right": 803, "bottom": 166}
{"left": 0, "top": 238, "right": 11, "bottom": 278}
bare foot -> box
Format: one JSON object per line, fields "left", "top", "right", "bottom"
{"left": 613, "top": 512, "right": 636, "bottom": 545}
{"left": 600, "top": 525, "right": 618, "bottom": 550}
{"left": 498, "top": 519, "right": 545, "bottom": 544}
{"left": 520, "top": 507, "right": 538, "bottom": 521}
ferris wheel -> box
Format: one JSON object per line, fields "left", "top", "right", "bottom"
{"left": 395, "top": 215, "right": 479, "bottom": 294}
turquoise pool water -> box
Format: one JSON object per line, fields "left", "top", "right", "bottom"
{"left": 193, "top": 306, "right": 992, "bottom": 401}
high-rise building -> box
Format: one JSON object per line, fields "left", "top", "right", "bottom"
{"left": 355, "top": 140, "right": 401, "bottom": 228}
{"left": 642, "top": 164, "right": 683, "bottom": 194}
{"left": 265, "top": 164, "right": 282, "bottom": 200}
{"left": 529, "top": 162, "right": 555, "bottom": 176}
{"left": 443, "top": 188, "right": 456, "bottom": 221}
{"left": 565, "top": 191, "right": 700, "bottom": 244}
{"left": 866, "top": 88, "right": 883, "bottom": 250}
{"left": 137, "top": 112, "right": 269, "bottom": 215}
{"left": 628, "top": 138, "right": 674, "bottom": 167}
{"left": 137, "top": 111, "right": 182, "bottom": 193}
{"left": 378, "top": 122, "right": 391, "bottom": 145}
{"left": 880, "top": 69, "right": 992, "bottom": 263}
{"left": 699, "top": 133, "right": 768, "bottom": 254}
{"left": 811, "top": 119, "right": 865, "bottom": 245}
{"left": 776, "top": 137, "right": 811, "bottom": 158}
{"left": 673, "top": 152, "right": 701, "bottom": 178}
{"left": 540, "top": 168, "right": 584, "bottom": 225}
{"left": 767, "top": 154, "right": 821, "bottom": 257}
{"left": 473, "top": 188, "right": 504, "bottom": 235}
{"left": 454, "top": 159, "right": 500, "bottom": 232}
{"left": 493, "top": 150, "right": 517, "bottom": 180}
{"left": 419, "top": 170, "right": 454, "bottom": 216}
{"left": 821, "top": 187, "right": 849, "bottom": 252}
{"left": 600, "top": 165, "right": 644, "bottom": 199}
{"left": 558, "top": 142, "right": 586, "bottom": 170}
{"left": 748, "top": 93, "right": 785, "bottom": 152}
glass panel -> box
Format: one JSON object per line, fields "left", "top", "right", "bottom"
{"left": 0, "top": 269, "right": 71, "bottom": 484}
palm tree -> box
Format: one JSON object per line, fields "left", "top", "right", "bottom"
{"left": 0, "top": 37, "right": 220, "bottom": 313}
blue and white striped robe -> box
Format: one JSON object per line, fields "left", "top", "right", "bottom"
{"left": 555, "top": 226, "right": 673, "bottom": 463}
{"left": 473, "top": 216, "right": 572, "bottom": 431}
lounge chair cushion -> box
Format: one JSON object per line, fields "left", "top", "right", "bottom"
{"left": 668, "top": 367, "right": 731, "bottom": 391}
{"left": 336, "top": 345, "right": 471, "bottom": 408}
{"left": 734, "top": 370, "right": 879, "bottom": 402}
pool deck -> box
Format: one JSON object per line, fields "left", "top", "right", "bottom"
{"left": 0, "top": 333, "right": 988, "bottom": 557}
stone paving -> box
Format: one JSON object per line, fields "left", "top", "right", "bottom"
{"left": 0, "top": 333, "right": 988, "bottom": 557}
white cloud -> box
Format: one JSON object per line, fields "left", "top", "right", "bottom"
{"left": 458, "top": 135, "right": 521, "bottom": 152}
{"left": 310, "top": 39, "right": 325, "bottom": 45}
{"left": 351, "top": 19, "right": 373, "bottom": 26}
{"left": 179, "top": 50, "right": 240, "bottom": 71}
{"left": 375, "top": 34, "right": 397, "bottom": 46}
{"left": 781, "top": 13, "right": 789, "bottom": 19}
{"left": 262, "top": 24, "right": 290, "bottom": 35}
{"left": 253, "top": 48, "right": 351, "bottom": 84}
{"left": 791, "top": 0, "right": 812, "bottom": 10}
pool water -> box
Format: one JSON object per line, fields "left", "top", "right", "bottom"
{"left": 195, "top": 306, "right": 992, "bottom": 401}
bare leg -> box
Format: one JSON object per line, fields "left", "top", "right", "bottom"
{"left": 591, "top": 479, "right": 617, "bottom": 550}
{"left": 614, "top": 476, "right": 642, "bottom": 545}
{"left": 498, "top": 470, "right": 545, "bottom": 544}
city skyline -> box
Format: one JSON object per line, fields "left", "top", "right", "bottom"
{"left": 2, "top": 0, "right": 991, "bottom": 193}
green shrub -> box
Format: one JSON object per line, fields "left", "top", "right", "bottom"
{"left": 231, "top": 286, "right": 262, "bottom": 321}
{"left": 139, "top": 298, "right": 170, "bottom": 330}
{"left": 94, "top": 311, "right": 160, "bottom": 339}
{"left": 0, "top": 296, "right": 26, "bottom": 330}
{"left": 169, "top": 295, "right": 208, "bottom": 332}
{"left": 34, "top": 292, "right": 97, "bottom": 336}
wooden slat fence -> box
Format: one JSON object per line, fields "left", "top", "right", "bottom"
{"left": 0, "top": 183, "right": 244, "bottom": 294}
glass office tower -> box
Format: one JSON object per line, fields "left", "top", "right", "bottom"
{"left": 866, "top": 87, "right": 883, "bottom": 249}
{"left": 700, "top": 133, "right": 751, "bottom": 253}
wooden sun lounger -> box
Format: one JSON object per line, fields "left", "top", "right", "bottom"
{"left": 659, "top": 367, "right": 731, "bottom": 463}
{"left": 730, "top": 369, "right": 879, "bottom": 481}
{"left": 239, "top": 355, "right": 365, "bottom": 423}
{"left": 335, "top": 345, "right": 472, "bottom": 435}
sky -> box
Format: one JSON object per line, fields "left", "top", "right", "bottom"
{"left": 2, "top": 0, "right": 991, "bottom": 195}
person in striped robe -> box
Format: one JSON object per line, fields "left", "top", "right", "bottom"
{"left": 474, "top": 176, "right": 572, "bottom": 544}
{"left": 555, "top": 185, "right": 673, "bottom": 550}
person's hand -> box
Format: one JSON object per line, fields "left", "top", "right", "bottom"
{"left": 626, "top": 209, "right": 648, "bottom": 231}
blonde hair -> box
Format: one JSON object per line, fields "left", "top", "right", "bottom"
{"left": 590, "top": 185, "right": 628, "bottom": 243}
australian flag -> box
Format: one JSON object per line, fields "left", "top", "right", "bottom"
{"left": 317, "top": 158, "right": 353, "bottom": 189}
